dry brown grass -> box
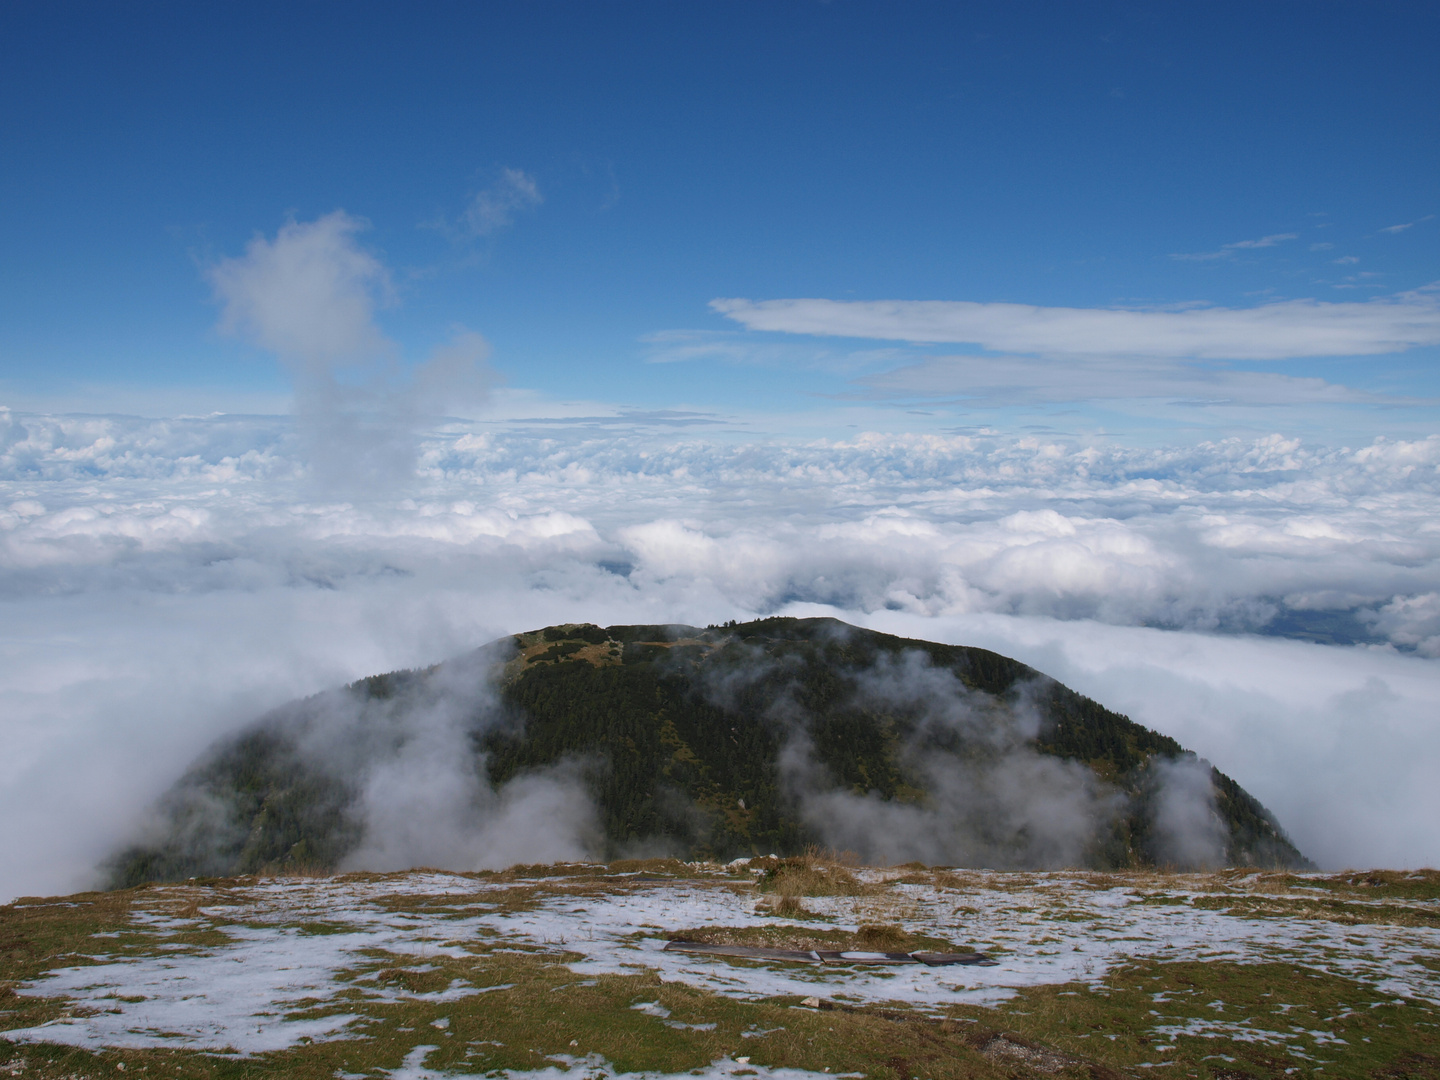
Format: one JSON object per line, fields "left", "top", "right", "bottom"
{"left": 373, "top": 967, "right": 453, "bottom": 994}
{"left": 771, "top": 892, "right": 809, "bottom": 917}
{"left": 752, "top": 848, "right": 874, "bottom": 898}
{"left": 855, "top": 922, "right": 907, "bottom": 949}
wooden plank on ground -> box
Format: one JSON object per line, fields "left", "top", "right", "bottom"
{"left": 662, "top": 941, "right": 998, "bottom": 967}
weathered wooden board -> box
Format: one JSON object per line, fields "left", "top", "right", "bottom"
{"left": 662, "top": 941, "right": 997, "bottom": 966}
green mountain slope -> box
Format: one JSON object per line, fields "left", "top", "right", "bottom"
{"left": 110, "top": 618, "right": 1310, "bottom": 885}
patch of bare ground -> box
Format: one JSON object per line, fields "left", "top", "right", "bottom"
{"left": 372, "top": 966, "right": 454, "bottom": 994}
{"left": 807, "top": 998, "right": 1117, "bottom": 1080}
{"left": 965, "top": 1028, "right": 1112, "bottom": 1078}
{"left": 665, "top": 922, "right": 960, "bottom": 955}
{"left": 1369, "top": 1051, "right": 1440, "bottom": 1079}
{"left": 1300, "top": 869, "right": 1440, "bottom": 901}
{"left": 1185, "top": 892, "right": 1440, "bottom": 928}
{"left": 369, "top": 883, "right": 545, "bottom": 917}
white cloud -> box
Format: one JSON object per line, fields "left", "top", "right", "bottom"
{"left": 6, "top": 413, "right": 1440, "bottom": 638}
{"left": 1366, "top": 592, "right": 1440, "bottom": 657}
{"left": 857, "top": 608, "right": 1440, "bottom": 872}
{"left": 711, "top": 289, "right": 1440, "bottom": 360}
{"left": 1226, "top": 233, "right": 1298, "bottom": 249}
{"left": 460, "top": 168, "right": 543, "bottom": 237}
{"left": 1145, "top": 756, "right": 1229, "bottom": 870}
{"left": 209, "top": 215, "right": 494, "bottom": 490}
{"left": 4, "top": 412, "right": 1440, "bottom": 897}
{"left": 1169, "top": 232, "right": 1298, "bottom": 261}
{"left": 1381, "top": 222, "right": 1413, "bottom": 234}
{"left": 210, "top": 211, "right": 393, "bottom": 368}
{"left": 1332, "top": 255, "right": 1360, "bottom": 265}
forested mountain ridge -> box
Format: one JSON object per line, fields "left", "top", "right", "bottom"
{"left": 110, "top": 618, "right": 1311, "bottom": 886}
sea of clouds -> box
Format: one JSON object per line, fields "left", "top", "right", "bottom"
{"left": 3, "top": 405, "right": 1440, "bottom": 900}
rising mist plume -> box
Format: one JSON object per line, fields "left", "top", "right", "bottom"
{"left": 209, "top": 211, "right": 494, "bottom": 491}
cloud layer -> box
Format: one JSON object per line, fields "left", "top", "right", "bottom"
{"left": 6, "top": 410, "right": 1440, "bottom": 646}
{"left": 2, "top": 409, "right": 1440, "bottom": 897}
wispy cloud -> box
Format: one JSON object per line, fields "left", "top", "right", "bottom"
{"left": 503, "top": 408, "right": 727, "bottom": 429}
{"left": 425, "top": 168, "right": 544, "bottom": 241}
{"left": 711, "top": 289, "right": 1440, "bottom": 360}
{"left": 854, "top": 353, "right": 1401, "bottom": 407}
{"left": 1332, "top": 255, "right": 1360, "bottom": 265}
{"left": 1380, "top": 215, "right": 1434, "bottom": 235}
{"left": 1225, "top": 233, "right": 1297, "bottom": 250}
{"left": 1170, "top": 233, "right": 1298, "bottom": 262}
{"left": 641, "top": 329, "right": 902, "bottom": 374}
{"left": 640, "top": 329, "right": 828, "bottom": 366}
{"left": 1332, "top": 271, "right": 1387, "bottom": 291}
{"left": 209, "top": 213, "right": 494, "bottom": 490}
{"left": 461, "top": 168, "right": 542, "bottom": 237}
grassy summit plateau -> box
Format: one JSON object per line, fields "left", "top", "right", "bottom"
{"left": 111, "top": 617, "right": 1309, "bottom": 885}
{"left": 2, "top": 862, "right": 1438, "bottom": 1079}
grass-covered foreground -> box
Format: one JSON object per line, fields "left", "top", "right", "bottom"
{"left": 1, "top": 856, "right": 1437, "bottom": 1079}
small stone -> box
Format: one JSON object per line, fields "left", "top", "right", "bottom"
{"left": 736, "top": 1056, "right": 750, "bottom": 1065}
{"left": 801, "top": 996, "right": 820, "bottom": 1008}
{"left": 569, "top": 1039, "right": 579, "bottom": 1047}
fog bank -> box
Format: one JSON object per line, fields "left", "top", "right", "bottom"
{"left": 3, "top": 413, "right": 1439, "bottom": 899}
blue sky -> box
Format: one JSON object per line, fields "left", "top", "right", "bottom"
{"left": 2, "top": 0, "right": 1437, "bottom": 438}
{"left": 7, "top": 3, "right": 1440, "bottom": 890}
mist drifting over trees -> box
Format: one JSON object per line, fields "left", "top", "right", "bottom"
{"left": 110, "top": 619, "right": 1308, "bottom": 886}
